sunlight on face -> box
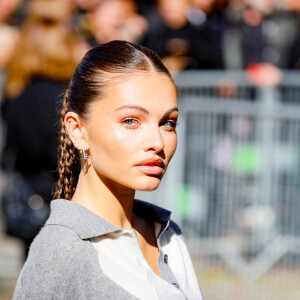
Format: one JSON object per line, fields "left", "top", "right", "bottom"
{"left": 85, "top": 72, "right": 178, "bottom": 192}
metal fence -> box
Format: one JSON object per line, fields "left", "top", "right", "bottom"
{"left": 136, "top": 71, "right": 300, "bottom": 300}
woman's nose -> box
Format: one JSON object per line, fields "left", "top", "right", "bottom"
{"left": 143, "top": 125, "right": 164, "bottom": 153}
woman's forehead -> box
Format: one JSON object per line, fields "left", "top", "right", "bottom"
{"left": 91, "top": 73, "right": 177, "bottom": 112}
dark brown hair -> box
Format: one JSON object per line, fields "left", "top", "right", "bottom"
{"left": 54, "top": 40, "right": 176, "bottom": 200}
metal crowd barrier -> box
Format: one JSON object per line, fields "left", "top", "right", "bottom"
{"left": 137, "top": 70, "right": 300, "bottom": 299}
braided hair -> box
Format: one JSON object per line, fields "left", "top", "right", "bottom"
{"left": 54, "top": 90, "right": 79, "bottom": 200}
{"left": 54, "top": 40, "right": 175, "bottom": 200}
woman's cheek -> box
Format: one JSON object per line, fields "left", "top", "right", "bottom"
{"left": 164, "top": 131, "right": 177, "bottom": 157}
{"left": 113, "top": 126, "right": 132, "bottom": 143}
{"left": 113, "top": 125, "right": 145, "bottom": 147}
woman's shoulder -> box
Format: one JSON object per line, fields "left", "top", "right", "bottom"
{"left": 14, "top": 223, "right": 139, "bottom": 300}
{"left": 13, "top": 199, "right": 138, "bottom": 299}
{"left": 20, "top": 224, "right": 94, "bottom": 278}
{"left": 30, "top": 222, "right": 87, "bottom": 259}
{"left": 13, "top": 225, "right": 98, "bottom": 299}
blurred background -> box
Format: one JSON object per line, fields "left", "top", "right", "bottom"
{"left": 1, "top": 0, "right": 300, "bottom": 299}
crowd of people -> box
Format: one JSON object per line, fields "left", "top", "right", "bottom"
{"left": 1, "top": 0, "right": 300, "bottom": 257}
{"left": 1, "top": 0, "right": 300, "bottom": 73}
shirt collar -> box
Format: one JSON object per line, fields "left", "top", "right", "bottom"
{"left": 46, "top": 199, "right": 171, "bottom": 240}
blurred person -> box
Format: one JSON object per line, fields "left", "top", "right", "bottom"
{"left": 223, "top": 0, "right": 299, "bottom": 69}
{"left": 188, "top": 0, "right": 228, "bottom": 68}
{"left": 0, "top": 0, "right": 87, "bottom": 258}
{"left": 0, "top": 0, "right": 23, "bottom": 69}
{"left": 142, "top": 0, "right": 223, "bottom": 72}
{"left": 188, "top": 0, "right": 226, "bottom": 28}
{"left": 13, "top": 40, "right": 203, "bottom": 300}
{"left": 241, "top": 0, "right": 278, "bottom": 67}
{"left": 87, "top": 0, "right": 148, "bottom": 46}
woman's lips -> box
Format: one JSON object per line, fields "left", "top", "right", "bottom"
{"left": 135, "top": 159, "right": 165, "bottom": 175}
{"left": 135, "top": 165, "right": 164, "bottom": 175}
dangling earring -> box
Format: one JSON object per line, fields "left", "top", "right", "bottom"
{"left": 73, "top": 138, "right": 90, "bottom": 159}
{"left": 81, "top": 148, "right": 90, "bottom": 160}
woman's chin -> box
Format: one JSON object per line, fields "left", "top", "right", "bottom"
{"left": 134, "top": 177, "right": 162, "bottom": 192}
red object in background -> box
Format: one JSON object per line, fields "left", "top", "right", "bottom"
{"left": 246, "top": 63, "right": 283, "bottom": 87}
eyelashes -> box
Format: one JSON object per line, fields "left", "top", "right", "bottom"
{"left": 121, "top": 118, "right": 139, "bottom": 128}
{"left": 121, "top": 118, "right": 178, "bottom": 130}
{"left": 161, "top": 120, "right": 178, "bottom": 130}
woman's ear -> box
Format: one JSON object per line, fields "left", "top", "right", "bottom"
{"left": 64, "top": 112, "right": 89, "bottom": 151}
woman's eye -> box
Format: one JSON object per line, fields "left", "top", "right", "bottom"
{"left": 162, "top": 120, "right": 178, "bottom": 130}
{"left": 122, "top": 118, "right": 139, "bottom": 128}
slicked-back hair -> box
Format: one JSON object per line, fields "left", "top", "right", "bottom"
{"left": 54, "top": 40, "right": 175, "bottom": 200}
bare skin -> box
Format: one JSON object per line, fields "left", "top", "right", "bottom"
{"left": 65, "top": 73, "right": 178, "bottom": 277}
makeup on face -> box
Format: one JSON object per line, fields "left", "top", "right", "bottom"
{"left": 85, "top": 73, "right": 178, "bottom": 192}
{"left": 134, "top": 157, "right": 165, "bottom": 176}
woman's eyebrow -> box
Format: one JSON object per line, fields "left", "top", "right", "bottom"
{"left": 115, "top": 105, "right": 149, "bottom": 115}
{"left": 115, "top": 105, "right": 178, "bottom": 117}
{"left": 162, "top": 107, "right": 178, "bottom": 118}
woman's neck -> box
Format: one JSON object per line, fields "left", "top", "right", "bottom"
{"left": 71, "top": 165, "right": 136, "bottom": 229}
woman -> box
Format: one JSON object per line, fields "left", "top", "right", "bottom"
{"left": 13, "top": 40, "right": 203, "bottom": 300}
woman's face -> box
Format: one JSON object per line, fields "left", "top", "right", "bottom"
{"left": 84, "top": 72, "right": 178, "bottom": 192}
